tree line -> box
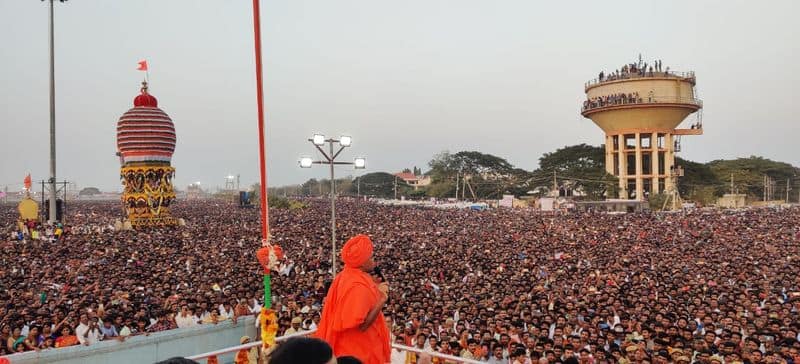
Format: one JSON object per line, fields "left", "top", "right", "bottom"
{"left": 266, "top": 145, "right": 799, "bottom": 203}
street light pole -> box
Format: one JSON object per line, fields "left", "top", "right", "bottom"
{"left": 47, "top": 0, "right": 64, "bottom": 223}
{"left": 328, "top": 140, "right": 337, "bottom": 275}
{"left": 299, "top": 134, "right": 365, "bottom": 276}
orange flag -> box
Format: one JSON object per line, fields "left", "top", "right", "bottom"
{"left": 137, "top": 60, "right": 148, "bottom": 71}
{"left": 24, "top": 174, "right": 31, "bottom": 190}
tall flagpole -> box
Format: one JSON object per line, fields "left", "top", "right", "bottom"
{"left": 253, "top": 0, "right": 269, "bottom": 262}
{"left": 252, "top": 0, "right": 282, "bottom": 353}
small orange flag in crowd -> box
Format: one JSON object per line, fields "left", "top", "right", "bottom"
{"left": 137, "top": 60, "right": 148, "bottom": 71}
{"left": 24, "top": 174, "right": 31, "bottom": 190}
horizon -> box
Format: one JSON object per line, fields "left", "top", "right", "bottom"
{"left": 1, "top": 0, "right": 798, "bottom": 192}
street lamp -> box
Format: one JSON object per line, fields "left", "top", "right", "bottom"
{"left": 312, "top": 134, "right": 326, "bottom": 146}
{"left": 300, "top": 134, "right": 366, "bottom": 275}
{"left": 298, "top": 157, "right": 314, "bottom": 168}
{"left": 354, "top": 157, "right": 366, "bottom": 169}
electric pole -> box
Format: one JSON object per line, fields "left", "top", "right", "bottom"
{"left": 394, "top": 175, "right": 398, "bottom": 200}
{"left": 462, "top": 174, "right": 467, "bottom": 200}
{"left": 730, "top": 173, "right": 734, "bottom": 194}
{"left": 455, "top": 172, "right": 459, "bottom": 200}
{"left": 787, "top": 178, "right": 791, "bottom": 203}
{"left": 553, "top": 170, "right": 558, "bottom": 197}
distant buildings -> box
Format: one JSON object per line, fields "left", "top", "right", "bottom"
{"left": 393, "top": 172, "right": 431, "bottom": 190}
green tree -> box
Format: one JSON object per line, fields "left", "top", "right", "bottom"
{"left": 427, "top": 150, "right": 524, "bottom": 199}
{"left": 349, "top": 172, "right": 411, "bottom": 198}
{"left": 300, "top": 178, "right": 321, "bottom": 196}
{"left": 532, "top": 144, "right": 618, "bottom": 199}
{"left": 675, "top": 157, "right": 720, "bottom": 197}
{"left": 706, "top": 156, "right": 799, "bottom": 200}
{"left": 79, "top": 187, "right": 101, "bottom": 196}
{"left": 648, "top": 193, "right": 668, "bottom": 211}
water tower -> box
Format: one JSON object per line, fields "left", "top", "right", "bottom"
{"left": 581, "top": 62, "right": 702, "bottom": 200}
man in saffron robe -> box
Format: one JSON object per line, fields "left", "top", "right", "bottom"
{"left": 316, "top": 234, "right": 391, "bottom": 364}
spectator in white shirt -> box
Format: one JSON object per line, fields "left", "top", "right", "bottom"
{"left": 175, "top": 305, "right": 199, "bottom": 328}
{"left": 75, "top": 315, "right": 102, "bottom": 346}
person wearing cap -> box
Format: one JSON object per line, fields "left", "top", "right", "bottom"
{"left": 285, "top": 317, "right": 303, "bottom": 335}
{"left": 235, "top": 335, "right": 259, "bottom": 364}
{"left": 315, "top": 234, "right": 390, "bottom": 364}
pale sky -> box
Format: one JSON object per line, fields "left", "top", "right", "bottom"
{"left": 1, "top": 0, "right": 798, "bottom": 192}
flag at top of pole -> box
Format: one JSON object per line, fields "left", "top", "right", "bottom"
{"left": 137, "top": 60, "right": 149, "bottom": 82}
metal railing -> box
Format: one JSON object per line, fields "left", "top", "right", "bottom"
{"left": 185, "top": 329, "right": 313, "bottom": 361}
{"left": 581, "top": 95, "right": 702, "bottom": 113}
{"left": 585, "top": 70, "right": 696, "bottom": 88}
{"left": 186, "top": 328, "right": 483, "bottom": 364}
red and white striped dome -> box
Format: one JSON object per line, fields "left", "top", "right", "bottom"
{"left": 116, "top": 83, "right": 176, "bottom": 165}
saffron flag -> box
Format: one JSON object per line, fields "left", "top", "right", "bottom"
{"left": 137, "top": 60, "right": 148, "bottom": 71}
{"left": 24, "top": 174, "right": 31, "bottom": 190}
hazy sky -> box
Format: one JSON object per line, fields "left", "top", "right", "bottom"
{"left": 1, "top": 0, "right": 798, "bottom": 192}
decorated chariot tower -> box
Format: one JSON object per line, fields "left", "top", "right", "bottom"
{"left": 116, "top": 82, "right": 178, "bottom": 226}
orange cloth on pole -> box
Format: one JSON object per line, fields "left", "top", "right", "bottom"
{"left": 315, "top": 266, "right": 390, "bottom": 364}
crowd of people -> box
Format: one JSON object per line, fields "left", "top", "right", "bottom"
{"left": 1, "top": 199, "right": 799, "bottom": 364}
{"left": 582, "top": 92, "right": 643, "bottom": 111}
{"left": 595, "top": 60, "right": 679, "bottom": 84}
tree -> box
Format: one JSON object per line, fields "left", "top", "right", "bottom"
{"left": 427, "top": 150, "right": 524, "bottom": 199}
{"left": 532, "top": 144, "right": 618, "bottom": 199}
{"left": 675, "top": 157, "right": 720, "bottom": 198}
{"left": 78, "top": 187, "right": 101, "bottom": 196}
{"left": 349, "top": 172, "right": 410, "bottom": 198}
{"left": 413, "top": 166, "right": 422, "bottom": 176}
{"left": 427, "top": 151, "right": 458, "bottom": 183}
{"left": 648, "top": 193, "right": 669, "bottom": 211}
{"left": 706, "top": 156, "right": 799, "bottom": 200}
{"left": 402, "top": 168, "right": 412, "bottom": 174}
{"left": 300, "top": 178, "right": 321, "bottom": 196}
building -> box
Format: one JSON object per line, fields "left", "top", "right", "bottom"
{"left": 394, "top": 172, "right": 431, "bottom": 190}
{"left": 717, "top": 194, "right": 747, "bottom": 208}
{"left": 574, "top": 200, "right": 649, "bottom": 213}
{"left": 581, "top": 61, "right": 703, "bottom": 200}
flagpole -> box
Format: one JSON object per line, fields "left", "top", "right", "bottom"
{"left": 252, "top": 0, "right": 269, "bottom": 247}
{"left": 252, "top": 0, "right": 280, "bottom": 352}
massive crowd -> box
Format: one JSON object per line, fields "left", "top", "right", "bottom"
{"left": 582, "top": 92, "right": 643, "bottom": 111}
{"left": 595, "top": 60, "right": 680, "bottom": 84}
{"left": 1, "top": 199, "right": 799, "bottom": 364}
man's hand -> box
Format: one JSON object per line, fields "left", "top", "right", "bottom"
{"left": 378, "top": 282, "right": 389, "bottom": 299}
{"left": 359, "top": 282, "right": 390, "bottom": 332}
